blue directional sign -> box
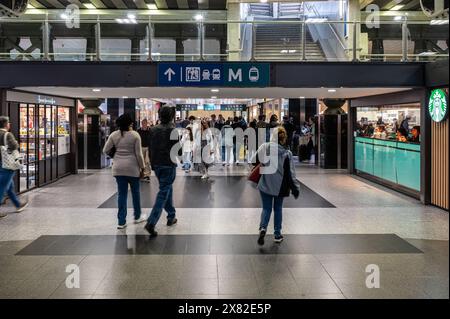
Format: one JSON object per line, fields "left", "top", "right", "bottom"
{"left": 158, "top": 63, "right": 270, "bottom": 87}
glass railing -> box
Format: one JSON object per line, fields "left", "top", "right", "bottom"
{"left": 0, "top": 17, "right": 448, "bottom": 62}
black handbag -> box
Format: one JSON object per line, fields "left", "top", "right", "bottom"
{"left": 107, "top": 145, "right": 117, "bottom": 158}
{"left": 107, "top": 135, "right": 122, "bottom": 158}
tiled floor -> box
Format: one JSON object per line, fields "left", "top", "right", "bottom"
{"left": 0, "top": 164, "right": 448, "bottom": 299}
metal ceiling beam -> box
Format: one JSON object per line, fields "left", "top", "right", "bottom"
{"left": 110, "top": 0, "right": 127, "bottom": 9}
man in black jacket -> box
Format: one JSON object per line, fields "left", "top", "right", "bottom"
{"left": 145, "top": 106, "right": 179, "bottom": 238}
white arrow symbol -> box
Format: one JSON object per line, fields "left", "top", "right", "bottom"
{"left": 164, "top": 68, "right": 176, "bottom": 81}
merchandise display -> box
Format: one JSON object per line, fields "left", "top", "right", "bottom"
{"left": 17, "top": 103, "right": 72, "bottom": 192}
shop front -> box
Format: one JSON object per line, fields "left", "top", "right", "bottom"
{"left": 428, "top": 87, "right": 449, "bottom": 210}
{"left": 350, "top": 90, "right": 426, "bottom": 199}
{"left": 4, "top": 90, "right": 77, "bottom": 193}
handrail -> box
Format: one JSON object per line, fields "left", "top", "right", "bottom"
{"left": 0, "top": 18, "right": 446, "bottom": 25}
{"left": 226, "top": 20, "right": 250, "bottom": 53}
{"left": 303, "top": 2, "right": 347, "bottom": 51}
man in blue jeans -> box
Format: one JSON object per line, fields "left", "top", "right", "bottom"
{"left": 145, "top": 106, "right": 179, "bottom": 238}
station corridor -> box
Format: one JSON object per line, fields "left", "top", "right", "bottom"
{"left": 0, "top": 165, "right": 448, "bottom": 299}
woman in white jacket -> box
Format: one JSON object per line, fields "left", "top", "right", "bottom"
{"left": 193, "top": 120, "right": 215, "bottom": 179}
{"left": 181, "top": 126, "right": 193, "bottom": 173}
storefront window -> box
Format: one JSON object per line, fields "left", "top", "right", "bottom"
{"left": 354, "top": 103, "right": 421, "bottom": 193}
{"left": 57, "top": 107, "right": 71, "bottom": 155}
{"left": 355, "top": 104, "right": 421, "bottom": 143}
{"left": 19, "top": 104, "right": 37, "bottom": 191}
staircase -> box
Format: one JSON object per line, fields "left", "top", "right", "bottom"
{"left": 278, "top": 2, "right": 304, "bottom": 18}
{"left": 249, "top": 3, "right": 272, "bottom": 18}
{"left": 254, "top": 23, "right": 325, "bottom": 61}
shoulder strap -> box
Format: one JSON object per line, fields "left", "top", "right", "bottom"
{"left": 3, "top": 132, "right": 9, "bottom": 147}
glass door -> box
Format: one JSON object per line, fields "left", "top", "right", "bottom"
{"left": 18, "top": 104, "right": 38, "bottom": 191}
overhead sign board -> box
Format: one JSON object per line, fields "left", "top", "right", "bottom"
{"left": 158, "top": 63, "right": 270, "bottom": 87}
{"left": 220, "top": 104, "right": 247, "bottom": 111}
{"left": 176, "top": 104, "right": 198, "bottom": 111}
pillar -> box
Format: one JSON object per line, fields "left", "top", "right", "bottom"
{"left": 131, "top": 38, "right": 140, "bottom": 61}
{"left": 227, "top": 2, "right": 241, "bottom": 61}
{"left": 347, "top": 0, "right": 361, "bottom": 60}
{"left": 0, "top": 89, "right": 7, "bottom": 116}
{"left": 175, "top": 38, "right": 184, "bottom": 61}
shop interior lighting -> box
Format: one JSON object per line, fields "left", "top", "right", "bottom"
{"left": 92, "top": 88, "right": 101, "bottom": 92}
{"left": 328, "top": 89, "right": 337, "bottom": 93}
{"left": 394, "top": 16, "right": 403, "bottom": 21}
{"left": 27, "top": 4, "right": 35, "bottom": 9}
{"left": 260, "top": 0, "right": 268, "bottom": 3}
{"left": 211, "top": 89, "right": 219, "bottom": 92}
{"left": 194, "top": 14, "right": 204, "bottom": 21}
{"left": 83, "top": 3, "right": 96, "bottom": 9}
{"left": 60, "top": 13, "right": 68, "bottom": 19}
{"left": 147, "top": 4, "right": 158, "bottom": 10}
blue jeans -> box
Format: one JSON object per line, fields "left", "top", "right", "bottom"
{"left": 147, "top": 166, "right": 176, "bottom": 226}
{"left": 222, "top": 145, "right": 233, "bottom": 163}
{"left": 0, "top": 167, "right": 21, "bottom": 208}
{"left": 115, "top": 176, "right": 142, "bottom": 226}
{"left": 259, "top": 190, "right": 284, "bottom": 236}
{"left": 182, "top": 152, "right": 192, "bottom": 171}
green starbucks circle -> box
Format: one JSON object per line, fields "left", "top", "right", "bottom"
{"left": 428, "top": 89, "right": 448, "bottom": 123}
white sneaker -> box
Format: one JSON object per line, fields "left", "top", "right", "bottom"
{"left": 0, "top": 212, "right": 7, "bottom": 219}
{"left": 134, "top": 214, "right": 147, "bottom": 224}
{"left": 201, "top": 174, "right": 209, "bottom": 179}
{"left": 16, "top": 201, "right": 28, "bottom": 213}
{"left": 117, "top": 224, "right": 127, "bottom": 229}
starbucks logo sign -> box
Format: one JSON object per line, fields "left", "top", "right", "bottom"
{"left": 428, "top": 89, "right": 448, "bottom": 123}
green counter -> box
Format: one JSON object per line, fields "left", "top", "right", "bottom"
{"left": 355, "top": 137, "right": 420, "bottom": 191}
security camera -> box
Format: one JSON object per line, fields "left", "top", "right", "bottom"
{"left": 0, "top": 0, "right": 28, "bottom": 18}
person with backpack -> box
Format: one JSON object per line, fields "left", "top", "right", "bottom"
{"left": 0, "top": 116, "right": 28, "bottom": 218}
{"left": 103, "top": 114, "right": 146, "bottom": 229}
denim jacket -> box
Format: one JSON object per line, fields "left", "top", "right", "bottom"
{"left": 251, "top": 142, "right": 300, "bottom": 197}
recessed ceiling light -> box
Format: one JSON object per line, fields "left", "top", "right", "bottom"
{"left": 390, "top": 5, "right": 405, "bottom": 11}
{"left": 194, "top": 14, "right": 204, "bottom": 21}
{"left": 83, "top": 3, "right": 96, "bottom": 9}
{"left": 328, "top": 89, "right": 336, "bottom": 93}
{"left": 211, "top": 89, "right": 219, "bottom": 93}
{"left": 147, "top": 4, "right": 158, "bottom": 10}
{"left": 260, "top": 0, "right": 268, "bottom": 3}
{"left": 92, "top": 88, "right": 101, "bottom": 92}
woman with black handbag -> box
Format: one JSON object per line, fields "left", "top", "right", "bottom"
{"left": 0, "top": 116, "right": 28, "bottom": 218}
{"left": 250, "top": 126, "right": 300, "bottom": 245}
{"left": 103, "top": 114, "right": 145, "bottom": 229}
